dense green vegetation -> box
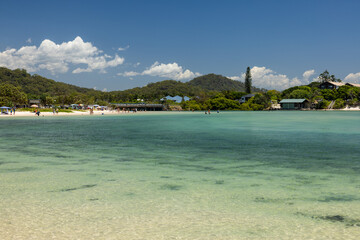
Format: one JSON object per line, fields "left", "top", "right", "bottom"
{"left": 187, "top": 73, "right": 262, "bottom": 92}
{"left": 0, "top": 67, "right": 102, "bottom": 106}
{"left": 0, "top": 67, "right": 263, "bottom": 106}
{"left": 0, "top": 67, "right": 359, "bottom": 110}
{"left": 318, "top": 70, "right": 342, "bottom": 83}
{"left": 0, "top": 83, "right": 28, "bottom": 106}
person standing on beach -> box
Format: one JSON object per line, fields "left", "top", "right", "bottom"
{"left": 13, "top": 107, "right": 15, "bottom": 115}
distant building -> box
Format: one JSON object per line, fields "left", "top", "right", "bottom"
{"left": 28, "top": 99, "right": 41, "bottom": 105}
{"left": 161, "top": 96, "right": 190, "bottom": 103}
{"left": 111, "top": 103, "right": 164, "bottom": 111}
{"left": 240, "top": 94, "right": 255, "bottom": 103}
{"left": 319, "top": 81, "right": 345, "bottom": 90}
{"left": 279, "top": 99, "right": 310, "bottom": 110}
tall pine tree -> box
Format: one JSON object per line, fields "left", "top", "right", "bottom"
{"left": 245, "top": 67, "right": 252, "bottom": 93}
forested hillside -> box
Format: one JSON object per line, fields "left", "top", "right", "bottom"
{"left": 0, "top": 67, "right": 98, "bottom": 98}
{"left": 1, "top": 67, "right": 359, "bottom": 111}
{"left": 188, "top": 74, "right": 264, "bottom": 92}
{"left": 0, "top": 68, "right": 265, "bottom": 105}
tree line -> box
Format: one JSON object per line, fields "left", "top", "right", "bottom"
{"left": 0, "top": 67, "right": 359, "bottom": 110}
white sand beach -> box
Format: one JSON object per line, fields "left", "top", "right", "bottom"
{"left": 0, "top": 110, "right": 138, "bottom": 117}
{"left": 1, "top": 107, "right": 359, "bottom": 118}
{"left": 340, "top": 106, "right": 360, "bottom": 111}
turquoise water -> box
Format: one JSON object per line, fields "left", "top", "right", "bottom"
{"left": 0, "top": 111, "right": 359, "bottom": 239}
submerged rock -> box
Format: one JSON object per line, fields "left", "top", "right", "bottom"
{"left": 160, "top": 184, "right": 182, "bottom": 191}
{"left": 319, "top": 215, "right": 345, "bottom": 222}
{"left": 59, "top": 184, "right": 97, "bottom": 192}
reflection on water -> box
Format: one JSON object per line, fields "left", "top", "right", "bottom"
{"left": 0, "top": 112, "right": 360, "bottom": 239}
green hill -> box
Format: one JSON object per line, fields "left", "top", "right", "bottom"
{"left": 0, "top": 68, "right": 266, "bottom": 105}
{"left": 110, "top": 80, "right": 202, "bottom": 102}
{"left": 188, "top": 73, "right": 264, "bottom": 92}
{"left": 109, "top": 74, "right": 265, "bottom": 102}
{"left": 0, "top": 67, "right": 99, "bottom": 97}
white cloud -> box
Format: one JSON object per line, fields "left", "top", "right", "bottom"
{"left": 228, "top": 76, "right": 241, "bottom": 81}
{"left": 302, "top": 69, "right": 315, "bottom": 81}
{"left": 118, "top": 61, "right": 201, "bottom": 80}
{"left": 344, "top": 72, "right": 360, "bottom": 83}
{"left": 235, "top": 66, "right": 314, "bottom": 90}
{"left": 26, "top": 38, "right": 32, "bottom": 43}
{"left": 118, "top": 45, "right": 129, "bottom": 51}
{"left": 0, "top": 36, "right": 124, "bottom": 74}
{"left": 142, "top": 62, "right": 201, "bottom": 80}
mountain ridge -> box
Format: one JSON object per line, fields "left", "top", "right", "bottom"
{"left": 0, "top": 67, "right": 265, "bottom": 102}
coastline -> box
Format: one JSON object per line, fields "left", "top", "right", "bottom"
{"left": 0, "top": 110, "right": 134, "bottom": 117}
{"left": 1, "top": 107, "right": 360, "bottom": 118}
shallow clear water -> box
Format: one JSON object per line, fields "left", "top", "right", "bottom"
{"left": 0, "top": 111, "right": 359, "bottom": 239}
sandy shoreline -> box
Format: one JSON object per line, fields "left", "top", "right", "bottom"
{"left": 340, "top": 106, "right": 360, "bottom": 111}
{"left": 0, "top": 110, "right": 138, "bottom": 117}
{"left": 1, "top": 107, "right": 359, "bottom": 118}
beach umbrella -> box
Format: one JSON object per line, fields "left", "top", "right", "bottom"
{"left": 0, "top": 106, "right": 11, "bottom": 114}
{"left": 31, "top": 104, "right": 38, "bottom": 107}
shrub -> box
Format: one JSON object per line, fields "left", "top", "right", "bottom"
{"left": 317, "top": 100, "right": 330, "bottom": 109}
{"left": 333, "top": 99, "right": 345, "bottom": 109}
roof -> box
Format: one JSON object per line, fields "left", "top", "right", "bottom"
{"left": 162, "top": 95, "right": 190, "bottom": 103}
{"left": 279, "top": 99, "right": 307, "bottom": 103}
{"left": 322, "top": 81, "right": 345, "bottom": 87}
{"left": 112, "top": 103, "right": 163, "bottom": 107}
{"left": 346, "top": 83, "right": 360, "bottom": 88}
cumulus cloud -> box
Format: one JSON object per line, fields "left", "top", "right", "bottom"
{"left": 142, "top": 62, "right": 201, "bottom": 80}
{"left": 0, "top": 36, "right": 124, "bottom": 74}
{"left": 26, "top": 38, "right": 32, "bottom": 43}
{"left": 232, "top": 66, "right": 316, "bottom": 90}
{"left": 118, "top": 61, "right": 201, "bottom": 80}
{"left": 344, "top": 72, "right": 360, "bottom": 83}
{"left": 303, "top": 69, "right": 315, "bottom": 81}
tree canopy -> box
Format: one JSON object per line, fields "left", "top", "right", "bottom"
{"left": 318, "top": 70, "right": 341, "bottom": 83}
{"left": 245, "top": 67, "right": 252, "bottom": 93}
{"left": 1, "top": 67, "right": 359, "bottom": 111}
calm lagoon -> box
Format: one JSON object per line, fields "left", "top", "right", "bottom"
{"left": 0, "top": 111, "right": 359, "bottom": 239}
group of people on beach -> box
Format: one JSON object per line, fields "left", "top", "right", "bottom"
{"left": 205, "top": 109, "right": 220, "bottom": 114}
{"left": 34, "top": 108, "right": 40, "bottom": 116}
{"left": 8, "top": 107, "right": 16, "bottom": 115}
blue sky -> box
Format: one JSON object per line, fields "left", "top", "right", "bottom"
{"left": 1, "top": 0, "right": 360, "bottom": 91}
